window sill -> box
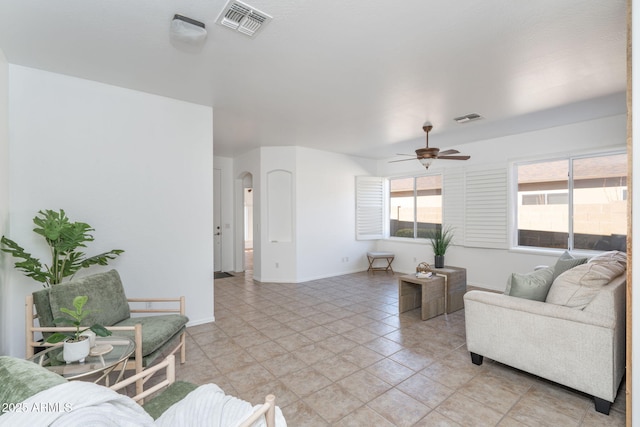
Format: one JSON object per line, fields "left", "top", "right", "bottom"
{"left": 509, "top": 246, "right": 604, "bottom": 258}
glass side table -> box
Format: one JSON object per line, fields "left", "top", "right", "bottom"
{"left": 27, "top": 336, "right": 135, "bottom": 385}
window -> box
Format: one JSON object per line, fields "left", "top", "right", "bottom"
{"left": 515, "top": 152, "right": 627, "bottom": 251}
{"left": 389, "top": 175, "right": 442, "bottom": 238}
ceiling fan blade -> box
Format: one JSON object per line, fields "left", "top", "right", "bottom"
{"left": 388, "top": 158, "right": 418, "bottom": 163}
{"left": 438, "top": 149, "right": 460, "bottom": 156}
{"left": 437, "top": 155, "right": 471, "bottom": 160}
{"left": 395, "top": 153, "right": 416, "bottom": 156}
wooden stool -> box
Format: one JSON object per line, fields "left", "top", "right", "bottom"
{"left": 367, "top": 252, "right": 395, "bottom": 274}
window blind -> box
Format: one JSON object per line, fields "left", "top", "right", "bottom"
{"left": 443, "top": 169, "right": 465, "bottom": 244}
{"left": 464, "top": 168, "right": 508, "bottom": 248}
{"left": 355, "top": 176, "right": 385, "bottom": 240}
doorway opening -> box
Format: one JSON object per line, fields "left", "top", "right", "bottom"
{"left": 244, "top": 187, "right": 253, "bottom": 271}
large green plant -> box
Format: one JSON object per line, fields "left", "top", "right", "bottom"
{"left": 1, "top": 209, "right": 124, "bottom": 287}
{"left": 426, "top": 225, "right": 455, "bottom": 256}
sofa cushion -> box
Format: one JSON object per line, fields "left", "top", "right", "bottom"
{"left": 553, "top": 251, "right": 588, "bottom": 280}
{"left": 48, "top": 270, "right": 130, "bottom": 327}
{"left": 0, "top": 356, "right": 67, "bottom": 405}
{"left": 546, "top": 251, "right": 626, "bottom": 309}
{"left": 115, "top": 315, "right": 189, "bottom": 357}
{"left": 506, "top": 267, "right": 554, "bottom": 301}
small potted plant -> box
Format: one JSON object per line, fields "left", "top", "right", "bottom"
{"left": 426, "top": 225, "right": 454, "bottom": 268}
{"left": 46, "top": 295, "right": 112, "bottom": 363}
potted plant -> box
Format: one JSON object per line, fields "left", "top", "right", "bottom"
{"left": 46, "top": 295, "right": 112, "bottom": 363}
{"left": 1, "top": 209, "right": 124, "bottom": 287}
{"left": 426, "top": 225, "right": 454, "bottom": 268}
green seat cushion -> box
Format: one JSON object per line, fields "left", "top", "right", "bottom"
{"left": 0, "top": 356, "right": 67, "bottom": 405}
{"left": 142, "top": 381, "right": 198, "bottom": 419}
{"left": 115, "top": 315, "right": 189, "bottom": 357}
{"left": 48, "top": 270, "right": 130, "bottom": 327}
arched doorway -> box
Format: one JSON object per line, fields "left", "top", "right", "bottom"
{"left": 236, "top": 172, "right": 254, "bottom": 273}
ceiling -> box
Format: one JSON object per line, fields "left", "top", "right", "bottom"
{"left": 0, "top": 1, "right": 627, "bottom": 159}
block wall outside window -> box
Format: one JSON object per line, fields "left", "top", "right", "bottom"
{"left": 389, "top": 175, "right": 442, "bottom": 239}
{"left": 515, "top": 152, "right": 627, "bottom": 251}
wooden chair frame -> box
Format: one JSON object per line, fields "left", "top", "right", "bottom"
{"left": 110, "top": 354, "right": 277, "bottom": 427}
{"left": 25, "top": 294, "right": 187, "bottom": 397}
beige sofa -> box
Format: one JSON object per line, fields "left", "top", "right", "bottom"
{"left": 464, "top": 251, "right": 626, "bottom": 415}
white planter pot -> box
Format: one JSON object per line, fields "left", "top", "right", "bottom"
{"left": 63, "top": 337, "right": 91, "bottom": 363}
{"left": 80, "top": 330, "right": 96, "bottom": 347}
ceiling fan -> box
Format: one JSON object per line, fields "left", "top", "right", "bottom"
{"left": 391, "top": 122, "right": 470, "bottom": 169}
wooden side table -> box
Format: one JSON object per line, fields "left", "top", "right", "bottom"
{"left": 398, "top": 274, "right": 445, "bottom": 320}
{"left": 430, "top": 266, "right": 467, "bottom": 314}
{"left": 398, "top": 266, "right": 467, "bottom": 320}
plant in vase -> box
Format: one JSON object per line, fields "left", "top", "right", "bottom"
{"left": 46, "top": 295, "right": 112, "bottom": 363}
{"left": 426, "top": 225, "right": 454, "bottom": 268}
{"left": 1, "top": 209, "right": 124, "bottom": 287}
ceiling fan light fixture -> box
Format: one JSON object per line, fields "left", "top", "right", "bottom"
{"left": 419, "top": 158, "right": 435, "bottom": 169}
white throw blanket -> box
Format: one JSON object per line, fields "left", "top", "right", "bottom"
{"left": 0, "top": 382, "right": 286, "bottom": 427}
{"left": 156, "top": 384, "right": 287, "bottom": 427}
{"left": 0, "top": 382, "right": 154, "bottom": 427}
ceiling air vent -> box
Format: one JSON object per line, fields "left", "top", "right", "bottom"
{"left": 217, "top": 0, "right": 272, "bottom": 37}
{"left": 453, "top": 113, "right": 483, "bottom": 124}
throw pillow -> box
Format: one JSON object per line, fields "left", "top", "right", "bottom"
{"left": 553, "top": 251, "right": 588, "bottom": 280}
{"left": 546, "top": 257, "right": 626, "bottom": 309}
{"left": 507, "top": 266, "right": 554, "bottom": 301}
{"left": 588, "top": 250, "right": 627, "bottom": 267}
{"left": 0, "top": 356, "right": 67, "bottom": 405}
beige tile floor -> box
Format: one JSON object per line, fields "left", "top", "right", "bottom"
{"left": 177, "top": 271, "right": 626, "bottom": 426}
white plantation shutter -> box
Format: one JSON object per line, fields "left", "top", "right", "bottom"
{"left": 356, "top": 176, "right": 385, "bottom": 240}
{"left": 443, "top": 169, "right": 465, "bottom": 244}
{"left": 464, "top": 168, "right": 508, "bottom": 248}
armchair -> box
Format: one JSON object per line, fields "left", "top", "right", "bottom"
{"left": 25, "top": 269, "right": 188, "bottom": 396}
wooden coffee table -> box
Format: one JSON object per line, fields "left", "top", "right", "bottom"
{"left": 27, "top": 336, "right": 135, "bottom": 385}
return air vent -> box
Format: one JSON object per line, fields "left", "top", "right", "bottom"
{"left": 453, "top": 113, "right": 483, "bottom": 124}
{"left": 216, "top": 0, "right": 272, "bottom": 37}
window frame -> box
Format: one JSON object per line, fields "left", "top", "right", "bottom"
{"left": 387, "top": 173, "right": 443, "bottom": 241}
{"left": 511, "top": 149, "right": 627, "bottom": 254}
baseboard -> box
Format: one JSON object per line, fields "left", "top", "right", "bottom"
{"left": 186, "top": 317, "right": 215, "bottom": 327}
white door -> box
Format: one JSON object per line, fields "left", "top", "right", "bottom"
{"left": 214, "top": 168, "right": 222, "bottom": 271}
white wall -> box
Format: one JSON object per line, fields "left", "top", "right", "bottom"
{"left": 0, "top": 49, "right": 9, "bottom": 355}
{"left": 260, "top": 147, "right": 297, "bottom": 282}
{"left": 5, "top": 66, "right": 214, "bottom": 356}
{"left": 376, "top": 114, "right": 627, "bottom": 290}
{"left": 296, "top": 147, "right": 378, "bottom": 282}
